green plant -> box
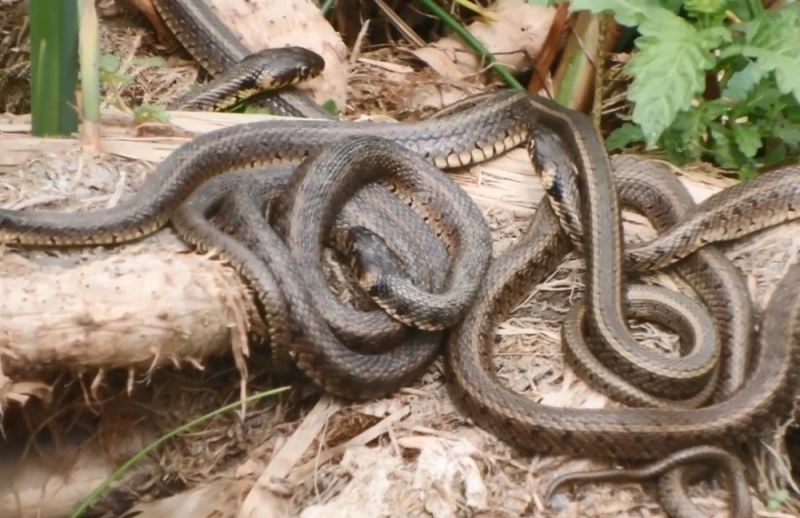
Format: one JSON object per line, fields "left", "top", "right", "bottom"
{"left": 29, "top": 0, "right": 79, "bottom": 136}
{"left": 133, "top": 103, "right": 170, "bottom": 124}
{"left": 69, "top": 385, "right": 291, "bottom": 518}
{"left": 415, "top": 0, "right": 525, "bottom": 90}
{"left": 531, "top": 0, "right": 800, "bottom": 178}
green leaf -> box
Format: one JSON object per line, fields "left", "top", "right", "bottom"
{"left": 99, "top": 53, "right": 120, "bottom": 73}
{"left": 625, "top": 17, "right": 729, "bottom": 145}
{"left": 763, "top": 140, "right": 788, "bottom": 164}
{"left": 732, "top": 123, "right": 761, "bottom": 157}
{"left": 684, "top": 0, "right": 726, "bottom": 14}
{"left": 736, "top": 6, "right": 800, "bottom": 102}
{"left": 724, "top": 61, "right": 767, "bottom": 100}
{"left": 606, "top": 122, "right": 644, "bottom": 150}
{"left": 322, "top": 99, "right": 340, "bottom": 116}
{"left": 659, "top": 108, "right": 706, "bottom": 164}
{"left": 767, "top": 489, "right": 789, "bottom": 511}
{"left": 561, "top": 0, "right": 800, "bottom": 173}
{"left": 739, "top": 163, "right": 758, "bottom": 180}
{"left": 657, "top": 0, "right": 684, "bottom": 13}
{"left": 709, "top": 122, "right": 749, "bottom": 170}
{"left": 132, "top": 56, "right": 167, "bottom": 68}
{"left": 567, "top": 0, "right": 661, "bottom": 27}
{"left": 698, "top": 98, "right": 729, "bottom": 123}
{"left": 774, "top": 124, "right": 800, "bottom": 146}
{"left": 133, "top": 104, "right": 169, "bottom": 124}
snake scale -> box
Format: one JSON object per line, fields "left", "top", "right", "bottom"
{"left": 6, "top": 1, "right": 800, "bottom": 515}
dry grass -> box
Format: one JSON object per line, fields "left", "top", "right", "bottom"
{"left": 1, "top": 2, "right": 799, "bottom": 517}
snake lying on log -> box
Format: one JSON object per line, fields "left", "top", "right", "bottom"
{"left": 183, "top": 166, "right": 440, "bottom": 399}
{"left": 4, "top": 54, "right": 800, "bottom": 514}
{"left": 5, "top": 84, "right": 797, "bottom": 416}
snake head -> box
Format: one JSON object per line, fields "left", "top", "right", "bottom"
{"left": 341, "top": 226, "right": 405, "bottom": 298}
{"left": 250, "top": 46, "right": 326, "bottom": 89}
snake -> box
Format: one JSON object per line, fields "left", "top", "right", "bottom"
{"left": 0, "top": 84, "right": 791, "bottom": 410}
{"left": 172, "top": 146, "right": 456, "bottom": 399}
{"left": 5, "top": 0, "right": 796, "bottom": 514}
{"left": 165, "top": 46, "right": 326, "bottom": 112}
{"left": 3, "top": 83, "right": 798, "bottom": 419}
{"left": 446, "top": 124, "right": 800, "bottom": 516}
{"left": 532, "top": 132, "right": 756, "bottom": 515}
{"left": 150, "top": 0, "right": 334, "bottom": 118}
{"left": 4, "top": 29, "right": 800, "bottom": 509}
{"left": 0, "top": 90, "right": 535, "bottom": 398}
{"left": 536, "top": 141, "right": 753, "bottom": 409}
{"left": 544, "top": 445, "right": 753, "bottom": 518}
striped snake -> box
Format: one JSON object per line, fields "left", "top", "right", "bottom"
{"left": 150, "top": 0, "right": 333, "bottom": 118}
{"left": 8, "top": 2, "right": 800, "bottom": 514}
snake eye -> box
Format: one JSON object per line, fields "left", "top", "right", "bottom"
{"left": 299, "top": 65, "right": 310, "bottom": 77}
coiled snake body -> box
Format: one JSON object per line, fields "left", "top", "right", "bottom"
{"left": 4, "top": 29, "right": 800, "bottom": 514}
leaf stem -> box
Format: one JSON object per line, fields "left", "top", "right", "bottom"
{"left": 414, "top": 0, "right": 524, "bottom": 90}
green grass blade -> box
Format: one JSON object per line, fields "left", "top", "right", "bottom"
{"left": 414, "top": 0, "right": 524, "bottom": 90}
{"left": 68, "top": 385, "right": 292, "bottom": 518}
{"left": 321, "top": 0, "right": 336, "bottom": 14}
{"left": 29, "top": 0, "right": 79, "bottom": 136}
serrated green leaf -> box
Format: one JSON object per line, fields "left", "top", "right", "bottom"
{"left": 741, "top": 82, "right": 788, "bottom": 114}
{"left": 732, "top": 123, "right": 761, "bottom": 157}
{"left": 739, "top": 163, "right": 758, "bottom": 180}
{"left": 605, "top": 122, "right": 644, "bottom": 150}
{"left": 625, "top": 17, "right": 728, "bottom": 145}
{"left": 739, "top": 48, "right": 800, "bottom": 101}
{"left": 698, "top": 98, "right": 729, "bottom": 123}
{"left": 657, "top": 0, "right": 684, "bottom": 13}
{"left": 764, "top": 141, "right": 788, "bottom": 164}
{"left": 724, "top": 61, "right": 767, "bottom": 100}
{"left": 709, "top": 122, "right": 745, "bottom": 169}
{"left": 785, "top": 103, "right": 800, "bottom": 122}
{"left": 566, "top": 0, "right": 800, "bottom": 173}
{"left": 777, "top": 126, "right": 800, "bottom": 144}
{"left": 736, "top": 7, "right": 800, "bottom": 102}
{"left": 774, "top": 124, "right": 800, "bottom": 145}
